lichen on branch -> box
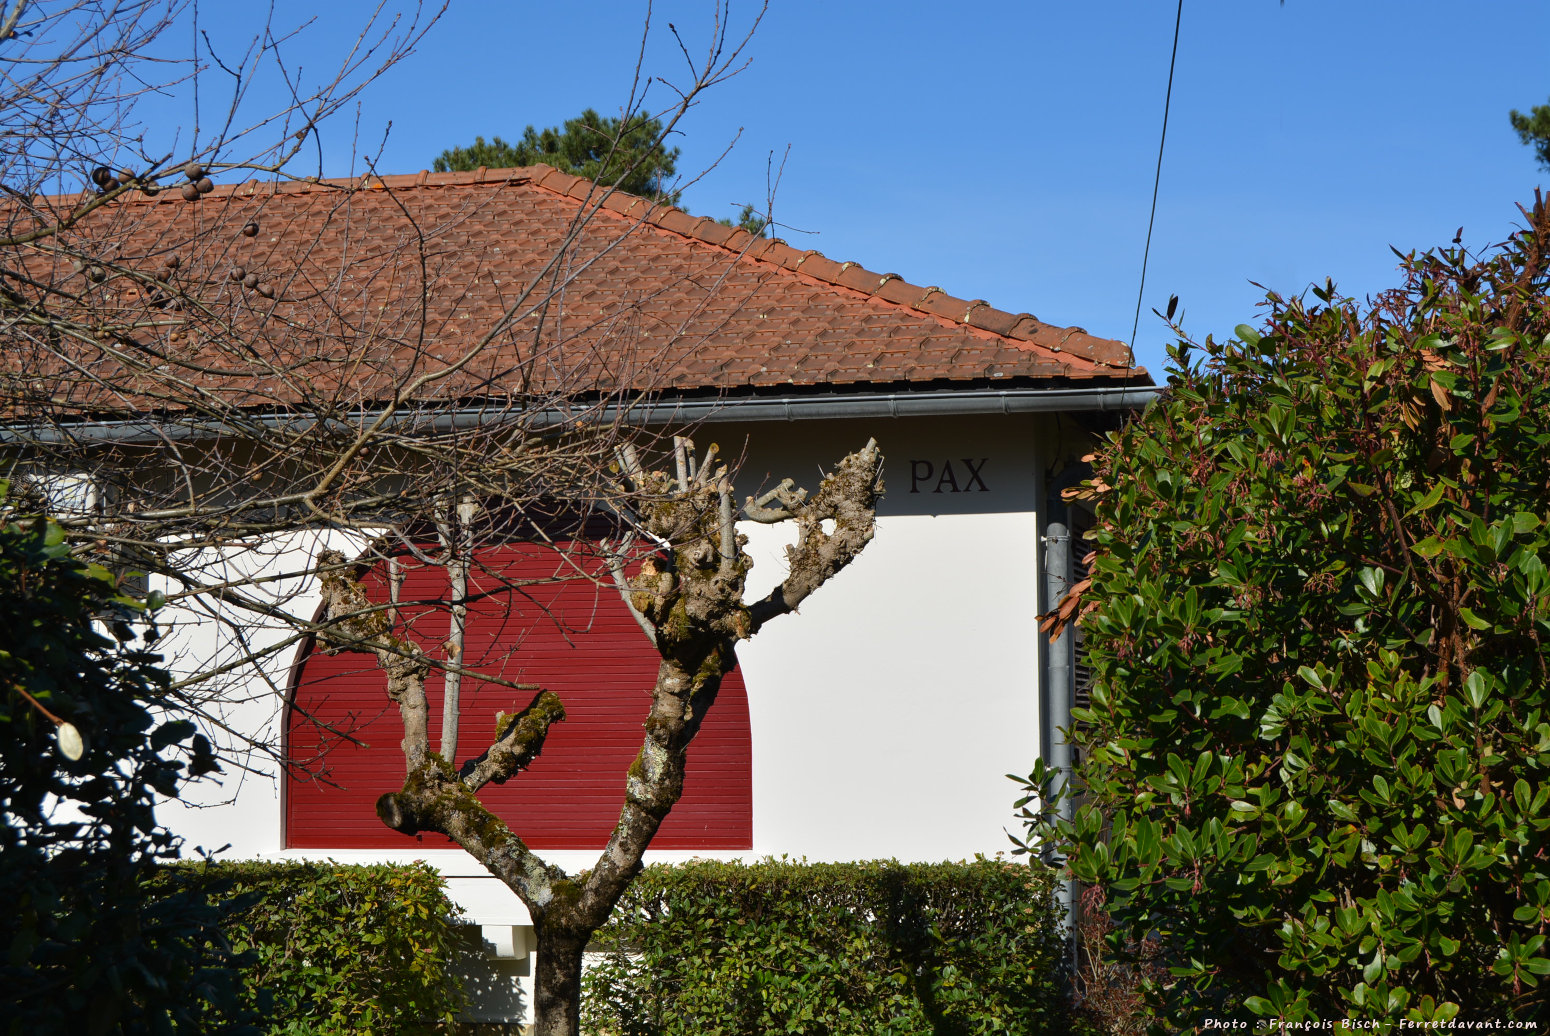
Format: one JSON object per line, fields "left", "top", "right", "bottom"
{"left": 747, "top": 437, "right": 884, "bottom": 632}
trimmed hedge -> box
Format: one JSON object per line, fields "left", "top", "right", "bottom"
{"left": 581, "top": 857, "right": 1069, "bottom": 1036}
{"left": 159, "top": 860, "right": 466, "bottom": 1035}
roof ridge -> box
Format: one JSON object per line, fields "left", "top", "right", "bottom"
{"left": 53, "top": 163, "right": 1136, "bottom": 370}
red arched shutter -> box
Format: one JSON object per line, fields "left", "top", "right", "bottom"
{"left": 285, "top": 544, "right": 752, "bottom": 850}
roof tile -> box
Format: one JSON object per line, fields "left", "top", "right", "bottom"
{"left": 654, "top": 209, "right": 700, "bottom": 236}
{"left": 914, "top": 288, "right": 965, "bottom": 322}
{"left": 833, "top": 263, "right": 880, "bottom": 294}
{"left": 794, "top": 252, "right": 843, "bottom": 282}
{"left": 872, "top": 275, "right": 916, "bottom": 305}
{"left": 967, "top": 305, "right": 1019, "bottom": 337}
{"left": 18, "top": 165, "right": 1146, "bottom": 414}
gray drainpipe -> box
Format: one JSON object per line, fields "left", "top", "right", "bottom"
{"left": 1042, "top": 512, "right": 1078, "bottom": 971}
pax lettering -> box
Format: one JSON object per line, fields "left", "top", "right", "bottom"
{"left": 909, "top": 458, "right": 989, "bottom": 494}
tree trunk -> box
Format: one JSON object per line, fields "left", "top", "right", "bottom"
{"left": 531, "top": 924, "right": 588, "bottom": 1036}
{"left": 322, "top": 441, "right": 883, "bottom": 1036}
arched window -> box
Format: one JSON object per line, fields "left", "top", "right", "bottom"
{"left": 284, "top": 542, "right": 752, "bottom": 850}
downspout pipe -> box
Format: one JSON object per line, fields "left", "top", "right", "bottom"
{"left": 1042, "top": 515, "right": 1078, "bottom": 970}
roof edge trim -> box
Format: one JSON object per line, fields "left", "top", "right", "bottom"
{"left": 4, "top": 387, "right": 1159, "bottom": 446}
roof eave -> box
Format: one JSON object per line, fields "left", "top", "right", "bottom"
{"left": 2, "top": 384, "right": 1159, "bottom": 446}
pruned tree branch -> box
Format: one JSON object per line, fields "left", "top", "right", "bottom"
{"left": 459, "top": 689, "right": 566, "bottom": 792}
{"left": 604, "top": 541, "right": 659, "bottom": 647}
{"left": 572, "top": 436, "right": 884, "bottom": 932}
{"left": 743, "top": 477, "right": 807, "bottom": 522}
{"left": 315, "top": 548, "right": 433, "bottom": 772}
{"left": 314, "top": 548, "right": 570, "bottom": 910}
{"left": 375, "top": 756, "right": 568, "bottom": 911}
{"left": 746, "top": 437, "right": 884, "bottom": 633}
{"left": 436, "top": 494, "right": 478, "bottom": 761}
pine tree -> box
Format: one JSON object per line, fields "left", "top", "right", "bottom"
{"left": 1509, "top": 97, "right": 1550, "bottom": 171}
{"left": 433, "top": 108, "right": 680, "bottom": 200}
{"left": 436, "top": 111, "right": 772, "bottom": 238}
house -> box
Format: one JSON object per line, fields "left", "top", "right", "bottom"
{"left": 11, "top": 165, "right": 1155, "bottom": 1023}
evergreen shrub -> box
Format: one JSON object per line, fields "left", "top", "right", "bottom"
{"left": 1, "top": 506, "right": 252, "bottom": 1035}
{"left": 581, "top": 856, "right": 1068, "bottom": 1035}
{"left": 160, "top": 860, "right": 466, "bottom": 1035}
{"left": 1023, "top": 195, "right": 1550, "bottom": 1027}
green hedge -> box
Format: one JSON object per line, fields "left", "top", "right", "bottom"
{"left": 581, "top": 857, "right": 1069, "bottom": 1036}
{"left": 158, "top": 860, "right": 467, "bottom": 1035}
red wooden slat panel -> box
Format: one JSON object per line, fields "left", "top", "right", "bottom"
{"left": 285, "top": 544, "right": 752, "bottom": 850}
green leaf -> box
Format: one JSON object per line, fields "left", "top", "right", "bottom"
{"left": 1243, "top": 995, "right": 1275, "bottom": 1016}
{"left": 1465, "top": 671, "right": 1490, "bottom": 710}
{"left": 1458, "top": 606, "right": 1492, "bottom": 631}
{"left": 1363, "top": 951, "right": 1383, "bottom": 984}
{"left": 1406, "top": 482, "right": 1446, "bottom": 515}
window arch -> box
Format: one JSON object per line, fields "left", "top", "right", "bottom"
{"left": 284, "top": 542, "right": 752, "bottom": 850}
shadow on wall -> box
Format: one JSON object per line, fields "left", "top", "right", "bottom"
{"left": 455, "top": 924, "right": 530, "bottom": 1030}
{"left": 717, "top": 413, "right": 1077, "bottom": 519}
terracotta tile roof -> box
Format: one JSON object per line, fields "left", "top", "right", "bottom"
{"left": 8, "top": 165, "right": 1148, "bottom": 416}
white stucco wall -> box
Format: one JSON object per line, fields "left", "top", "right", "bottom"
{"left": 154, "top": 528, "right": 369, "bottom": 859}
{"left": 150, "top": 410, "right": 1081, "bottom": 1023}
{"left": 736, "top": 509, "right": 1040, "bottom": 862}
{"left": 723, "top": 412, "right": 1050, "bottom": 863}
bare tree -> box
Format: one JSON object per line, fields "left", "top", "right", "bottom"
{"left": 0, "top": 0, "right": 767, "bottom": 766}
{"left": 316, "top": 437, "right": 883, "bottom": 1036}
{"left": 0, "top": 4, "right": 887, "bottom": 1034}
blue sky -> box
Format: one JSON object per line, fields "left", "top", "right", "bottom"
{"left": 169, "top": 1, "right": 1550, "bottom": 378}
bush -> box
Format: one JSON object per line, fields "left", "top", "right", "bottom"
{"left": 0, "top": 506, "right": 251, "bottom": 1034}
{"left": 1040, "top": 195, "right": 1550, "bottom": 1028}
{"left": 159, "top": 860, "right": 467, "bottom": 1035}
{"left": 581, "top": 856, "right": 1069, "bottom": 1035}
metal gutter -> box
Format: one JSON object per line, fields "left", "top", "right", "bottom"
{"left": 643, "top": 385, "right": 1159, "bottom": 423}
{"left": 3, "top": 385, "right": 1158, "bottom": 445}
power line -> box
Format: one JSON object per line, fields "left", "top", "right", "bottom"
{"left": 1128, "top": 0, "right": 1184, "bottom": 366}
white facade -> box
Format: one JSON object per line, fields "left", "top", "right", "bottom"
{"left": 155, "top": 410, "right": 1082, "bottom": 1023}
